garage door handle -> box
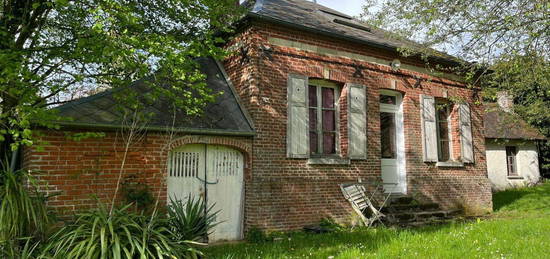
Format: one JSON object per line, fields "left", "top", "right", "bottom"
{"left": 196, "top": 176, "right": 219, "bottom": 185}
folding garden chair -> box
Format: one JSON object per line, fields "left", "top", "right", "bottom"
{"left": 339, "top": 182, "right": 396, "bottom": 227}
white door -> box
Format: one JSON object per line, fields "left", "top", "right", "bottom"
{"left": 167, "top": 144, "right": 205, "bottom": 203}
{"left": 167, "top": 144, "right": 244, "bottom": 242}
{"left": 206, "top": 145, "right": 244, "bottom": 242}
{"left": 380, "top": 90, "right": 406, "bottom": 193}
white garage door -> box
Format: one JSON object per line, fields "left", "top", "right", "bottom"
{"left": 167, "top": 144, "right": 244, "bottom": 242}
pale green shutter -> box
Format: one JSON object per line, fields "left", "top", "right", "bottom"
{"left": 460, "top": 103, "right": 474, "bottom": 163}
{"left": 287, "top": 74, "right": 309, "bottom": 158}
{"left": 348, "top": 84, "right": 367, "bottom": 159}
{"left": 421, "top": 95, "right": 438, "bottom": 162}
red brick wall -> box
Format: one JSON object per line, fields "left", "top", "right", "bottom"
{"left": 23, "top": 20, "right": 493, "bottom": 233}
{"left": 223, "top": 21, "right": 492, "bottom": 231}
{"left": 23, "top": 130, "right": 252, "bottom": 216}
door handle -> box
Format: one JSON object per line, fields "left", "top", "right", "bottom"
{"left": 196, "top": 176, "right": 219, "bottom": 185}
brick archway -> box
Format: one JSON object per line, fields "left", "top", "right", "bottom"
{"left": 166, "top": 135, "right": 253, "bottom": 180}
{"left": 167, "top": 135, "right": 252, "bottom": 154}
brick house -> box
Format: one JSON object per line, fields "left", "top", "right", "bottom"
{"left": 23, "top": 0, "right": 493, "bottom": 241}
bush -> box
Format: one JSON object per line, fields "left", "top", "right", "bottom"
{"left": 319, "top": 217, "right": 345, "bottom": 232}
{"left": 0, "top": 238, "right": 42, "bottom": 259}
{"left": 246, "top": 226, "right": 269, "bottom": 243}
{"left": 167, "top": 196, "right": 220, "bottom": 242}
{"left": 43, "top": 204, "right": 200, "bottom": 258}
{"left": 0, "top": 169, "right": 52, "bottom": 257}
{"left": 121, "top": 175, "right": 155, "bottom": 213}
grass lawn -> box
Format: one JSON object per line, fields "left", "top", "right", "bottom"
{"left": 204, "top": 182, "right": 550, "bottom": 259}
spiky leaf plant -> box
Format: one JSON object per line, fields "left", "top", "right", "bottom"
{"left": 168, "top": 196, "right": 220, "bottom": 242}
{"left": 44, "top": 204, "right": 199, "bottom": 258}
{"left": 0, "top": 169, "right": 51, "bottom": 254}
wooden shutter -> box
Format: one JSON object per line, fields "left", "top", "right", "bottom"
{"left": 420, "top": 95, "right": 438, "bottom": 162}
{"left": 460, "top": 103, "right": 474, "bottom": 163}
{"left": 287, "top": 74, "right": 309, "bottom": 158}
{"left": 348, "top": 84, "right": 367, "bottom": 159}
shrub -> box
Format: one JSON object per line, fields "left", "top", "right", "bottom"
{"left": 43, "top": 204, "right": 199, "bottom": 258}
{"left": 319, "top": 217, "right": 345, "bottom": 232}
{"left": 167, "top": 196, "right": 220, "bottom": 242}
{"left": 0, "top": 238, "right": 42, "bottom": 259}
{"left": 246, "top": 226, "right": 269, "bottom": 243}
{"left": 121, "top": 175, "right": 155, "bottom": 212}
{"left": 0, "top": 169, "right": 51, "bottom": 256}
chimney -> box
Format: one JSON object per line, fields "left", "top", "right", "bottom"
{"left": 497, "top": 91, "right": 513, "bottom": 113}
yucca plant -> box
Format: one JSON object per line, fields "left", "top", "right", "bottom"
{"left": 0, "top": 169, "right": 51, "bottom": 248}
{"left": 167, "top": 196, "right": 220, "bottom": 242}
{"left": 44, "top": 203, "right": 199, "bottom": 258}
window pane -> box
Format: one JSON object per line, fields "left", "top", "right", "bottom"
{"left": 436, "top": 102, "right": 451, "bottom": 162}
{"left": 506, "top": 146, "right": 517, "bottom": 175}
{"left": 322, "top": 110, "right": 335, "bottom": 131}
{"left": 439, "top": 141, "right": 450, "bottom": 161}
{"left": 309, "top": 108, "right": 317, "bottom": 130}
{"left": 438, "top": 121, "right": 449, "bottom": 141}
{"left": 310, "top": 131, "right": 318, "bottom": 154}
{"left": 322, "top": 88, "right": 334, "bottom": 108}
{"left": 323, "top": 132, "right": 336, "bottom": 154}
{"left": 380, "top": 112, "right": 396, "bottom": 159}
{"left": 380, "top": 95, "right": 396, "bottom": 105}
{"left": 308, "top": 85, "right": 317, "bottom": 107}
{"left": 437, "top": 106, "right": 449, "bottom": 121}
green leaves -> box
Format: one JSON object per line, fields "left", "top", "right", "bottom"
{"left": 0, "top": 170, "right": 52, "bottom": 258}
{"left": 1, "top": 0, "right": 245, "bottom": 163}
{"left": 43, "top": 204, "right": 196, "bottom": 258}
{"left": 167, "top": 196, "right": 221, "bottom": 242}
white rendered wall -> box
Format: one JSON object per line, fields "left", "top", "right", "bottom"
{"left": 486, "top": 139, "right": 540, "bottom": 191}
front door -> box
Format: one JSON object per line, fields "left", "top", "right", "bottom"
{"left": 379, "top": 90, "right": 406, "bottom": 193}
{"left": 167, "top": 144, "right": 244, "bottom": 242}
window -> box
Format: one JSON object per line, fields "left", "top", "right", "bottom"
{"left": 308, "top": 82, "right": 338, "bottom": 155}
{"left": 380, "top": 95, "right": 396, "bottom": 105}
{"left": 435, "top": 100, "right": 451, "bottom": 162}
{"left": 506, "top": 146, "right": 518, "bottom": 176}
{"left": 380, "top": 112, "right": 396, "bottom": 158}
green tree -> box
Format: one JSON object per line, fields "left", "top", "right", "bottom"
{"left": 362, "top": 0, "right": 549, "bottom": 171}
{"left": 0, "top": 0, "right": 243, "bottom": 167}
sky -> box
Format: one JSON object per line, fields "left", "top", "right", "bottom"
{"left": 314, "top": 0, "right": 365, "bottom": 17}
{"left": 240, "top": 0, "right": 366, "bottom": 17}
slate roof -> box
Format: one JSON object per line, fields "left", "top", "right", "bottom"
{"left": 55, "top": 58, "right": 254, "bottom": 136}
{"left": 247, "top": 0, "right": 461, "bottom": 65}
{"left": 484, "top": 103, "right": 545, "bottom": 140}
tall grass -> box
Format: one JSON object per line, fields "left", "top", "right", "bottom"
{"left": 0, "top": 169, "right": 51, "bottom": 257}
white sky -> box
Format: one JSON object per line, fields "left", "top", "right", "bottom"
{"left": 314, "top": 0, "right": 365, "bottom": 17}
{"left": 240, "top": 0, "right": 366, "bottom": 17}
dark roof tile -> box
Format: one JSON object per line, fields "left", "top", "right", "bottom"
{"left": 484, "top": 103, "right": 545, "bottom": 140}
{"left": 55, "top": 58, "right": 254, "bottom": 136}
{"left": 248, "top": 0, "right": 460, "bottom": 64}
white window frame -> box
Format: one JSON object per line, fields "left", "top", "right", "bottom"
{"left": 435, "top": 99, "right": 453, "bottom": 162}
{"left": 308, "top": 79, "right": 340, "bottom": 157}
{"left": 506, "top": 146, "right": 519, "bottom": 177}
